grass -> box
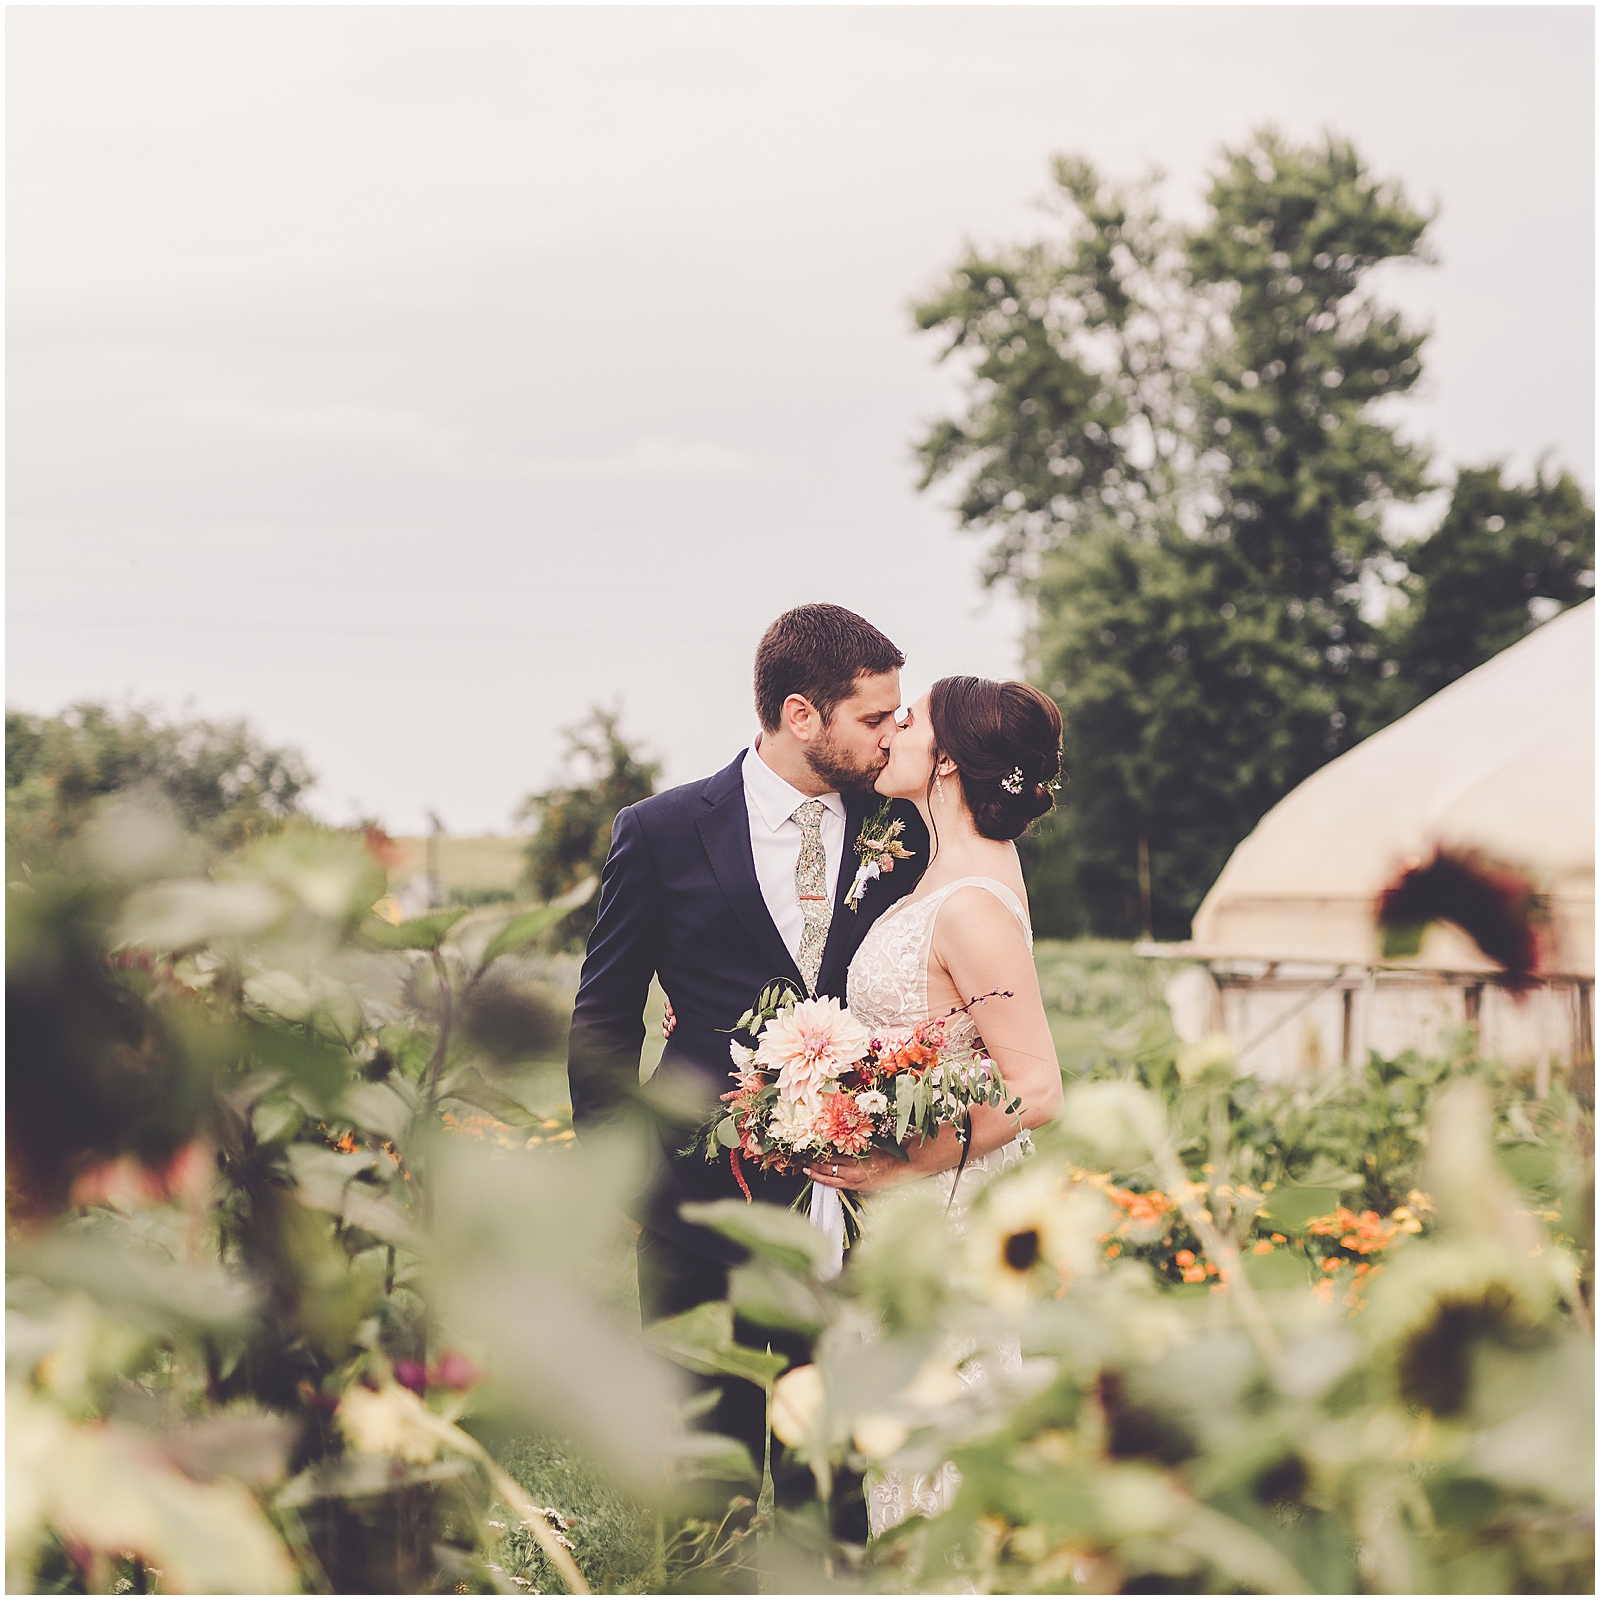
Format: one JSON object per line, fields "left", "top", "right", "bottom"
{"left": 475, "top": 941, "right": 1167, "bottom": 1594}
{"left": 387, "top": 833, "right": 530, "bottom": 893}
{"left": 480, "top": 1431, "right": 660, "bottom": 1595}
{"left": 1032, "top": 937, "right": 1183, "bottom": 1075}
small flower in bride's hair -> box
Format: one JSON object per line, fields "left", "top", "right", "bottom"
{"left": 1000, "top": 767, "right": 1024, "bottom": 796}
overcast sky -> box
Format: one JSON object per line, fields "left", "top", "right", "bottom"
{"left": 8, "top": 5, "right": 1594, "bottom": 836}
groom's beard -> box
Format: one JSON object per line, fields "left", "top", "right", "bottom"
{"left": 805, "top": 730, "right": 886, "bottom": 797}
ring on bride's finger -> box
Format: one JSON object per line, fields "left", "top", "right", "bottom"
{"left": 832, "top": 1164, "right": 839, "bottom": 1176}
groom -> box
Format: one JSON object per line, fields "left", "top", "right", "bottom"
{"left": 567, "top": 603, "right": 926, "bottom": 1512}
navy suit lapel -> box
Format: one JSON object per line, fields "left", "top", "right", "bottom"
{"left": 696, "top": 756, "right": 804, "bottom": 993}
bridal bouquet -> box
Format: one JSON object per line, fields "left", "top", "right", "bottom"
{"left": 693, "top": 980, "right": 1020, "bottom": 1202}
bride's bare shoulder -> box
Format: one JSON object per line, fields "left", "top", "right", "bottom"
{"left": 936, "top": 882, "right": 1030, "bottom": 946}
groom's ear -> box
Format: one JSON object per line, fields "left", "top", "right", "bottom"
{"left": 780, "top": 692, "right": 821, "bottom": 744}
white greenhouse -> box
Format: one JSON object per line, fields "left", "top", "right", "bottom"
{"left": 1150, "top": 601, "right": 1595, "bottom": 1089}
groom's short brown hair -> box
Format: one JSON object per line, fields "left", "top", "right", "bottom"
{"left": 754, "top": 604, "right": 904, "bottom": 732}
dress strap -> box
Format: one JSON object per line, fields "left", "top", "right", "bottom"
{"left": 921, "top": 876, "right": 1033, "bottom": 949}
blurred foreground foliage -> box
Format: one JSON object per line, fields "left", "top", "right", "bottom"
{"left": 664, "top": 1033, "right": 1592, "bottom": 1593}
{"left": 7, "top": 787, "right": 1592, "bottom": 1592}
{"left": 5, "top": 802, "right": 743, "bottom": 1594}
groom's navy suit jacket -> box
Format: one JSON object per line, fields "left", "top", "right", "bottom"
{"left": 568, "top": 751, "right": 927, "bottom": 1266}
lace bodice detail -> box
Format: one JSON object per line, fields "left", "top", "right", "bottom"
{"left": 846, "top": 876, "right": 1033, "bottom": 1213}
{"left": 848, "top": 875, "right": 1032, "bottom": 1043}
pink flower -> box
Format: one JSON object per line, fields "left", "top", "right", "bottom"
{"left": 755, "top": 997, "right": 872, "bottom": 1102}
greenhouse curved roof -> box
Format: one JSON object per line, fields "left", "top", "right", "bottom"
{"left": 1189, "top": 599, "right": 1595, "bottom": 977}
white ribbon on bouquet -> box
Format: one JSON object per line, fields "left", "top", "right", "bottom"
{"left": 808, "top": 1181, "right": 846, "bottom": 1280}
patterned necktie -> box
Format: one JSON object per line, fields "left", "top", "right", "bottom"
{"left": 792, "top": 799, "right": 832, "bottom": 995}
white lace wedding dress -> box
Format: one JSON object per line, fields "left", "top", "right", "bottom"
{"left": 843, "top": 875, "right": 1032, "bottom": 1537}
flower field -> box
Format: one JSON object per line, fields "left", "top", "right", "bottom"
{"left": 6, "top": 811, "right": 1592, "bottom": 1594}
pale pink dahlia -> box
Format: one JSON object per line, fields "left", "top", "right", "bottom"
{"left": 755, "top": 996, "right": 872, "bottom": 1102}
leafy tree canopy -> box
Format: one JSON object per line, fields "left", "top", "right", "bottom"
{"left": 517, "top": 707, "right": 659, "bottom": 950}
{"left": 6, "top": 700, "right": 314, "bottom": 873}
{"left": 915, "top": 129, "right": 1592, "bottom": 938}
{"left": 1385, "top": 461, "right": 1595, "bottom": 713}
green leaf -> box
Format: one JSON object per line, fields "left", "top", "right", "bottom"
{"left": 1258, "top": 1187, "right": 1340, "bottom": 1229}
{"left": 251, "top": 1096, "right": 304, "bottom": 1147}
{"left": 436, "top": 1067, "right": 539, "bottom": 1126}
{"left": 679, "top": 1199, "right": 830, "bottom": 1275}
{"left": 662, "top": 1432, "right": 758, "bottom": 1485}
{"left": 478, "top": 903, "right": 573, "bottom": 970}
{"left": 715, "top": 1117, "right": 741, "bottom": 1150}
{"left": 341, "top": 1081, "right": 414, "bottom": 1146}
{"left": 241, "top": 1018, "right": 350, "bottom": 1112}
{"left": 643, "top": 1300, "right": 788, "bottom": 1390}
{"left": 358, "top": 907, "right": 469, "bottom": 952}
{"left": 728, "top": 1259, "right": 831, "bottom": 1336}
{"left": 1243, "top": 1247, "right": 1315, "bottom": 1290}
{"left": 243, "top": 970, "right": 312, "bottom": 1023}
{"left": 894, "top": 1076, "right": 915, "bottom": 1144}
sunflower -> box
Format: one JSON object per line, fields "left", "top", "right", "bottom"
{"left": 967, "top": 1168, "right": 1110, "bottom": 1308}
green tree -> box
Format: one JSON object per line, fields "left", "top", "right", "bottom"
{"left": 6, "top": 701, "right": 313, "bottom": 873}
{"left": 917, "top": 129, "right": 1589, "bottom": 937}
{"left": 517, "top": 707, "right": 659, "bottom": 950}
{"left": 1384, "top": 461, "right": 1595, "bottom": 712}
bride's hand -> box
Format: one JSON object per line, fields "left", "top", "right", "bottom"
{"left": 806, "top": 1135, "right": 949, "bottom": 1194}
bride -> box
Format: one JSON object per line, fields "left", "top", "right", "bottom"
{"left": 805, "top": 674, "right": 1065, "bottom": 1534}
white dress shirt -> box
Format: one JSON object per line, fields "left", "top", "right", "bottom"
{"left": 741, "top": 741, "right": 847, "bottom": 965}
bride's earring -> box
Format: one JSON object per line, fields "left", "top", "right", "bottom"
{"left": 934, "top": 766, "right": 945, "bottom": 801}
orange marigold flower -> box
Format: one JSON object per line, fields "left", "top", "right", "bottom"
{"left": 1174, "top": 1249, "right": 1196, "bottom": 1268}
{"left": 1322, "top": 1258, "right": 1339, "bottom": 1274}
{"left": 1270, "top": 1233, "right": 1287, "bottom": 1244}
{"left": 1253, "top": 1240, "right": 1274, "bottom": 1255}
{"left": 1181, "top": 1264, "right": 1206, "bottom": 1284}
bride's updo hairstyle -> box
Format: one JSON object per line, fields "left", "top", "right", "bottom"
{"left": 927, "top": 677, "right": 1063, "bottom": 842}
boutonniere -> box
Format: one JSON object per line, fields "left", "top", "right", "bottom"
{"left": 844, "top": 800, "right": 915, "bottom": 911}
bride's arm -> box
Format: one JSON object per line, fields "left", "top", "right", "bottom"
{"left": 808, "top": 888, "right": 1062, "bottom": 1193}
